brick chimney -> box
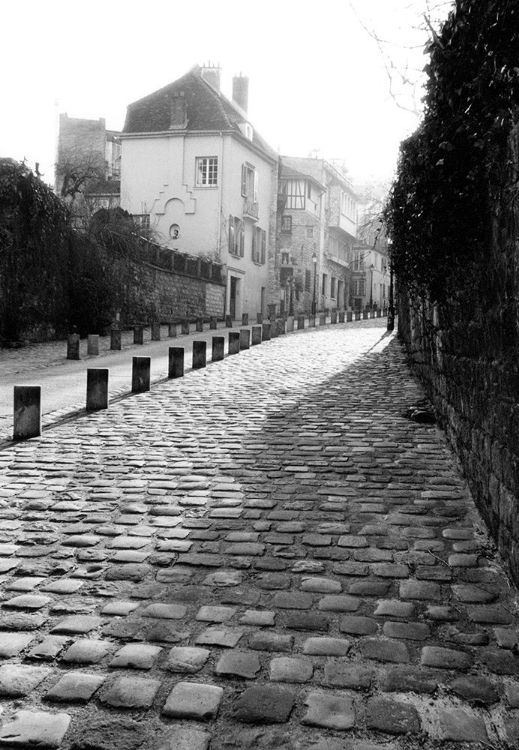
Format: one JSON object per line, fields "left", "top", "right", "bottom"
{"left": 169, "top": 92, "right": 187, "bottom": 129}
{"left": 200, "top": 62, "right": 221, "bottom": 91}
{"left": 232, "top": 74, "right": 249, "bottom": 114}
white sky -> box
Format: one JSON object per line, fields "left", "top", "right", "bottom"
{"left": 0, "top": 0, "right": 453, "bottom": 187}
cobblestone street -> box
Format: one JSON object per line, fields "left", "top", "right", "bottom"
{"left": 0, "top": 320, "right": 518, "bottom": 749}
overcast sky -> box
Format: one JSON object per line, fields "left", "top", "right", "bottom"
{"left": 1, "top": 0, "right": 453, "bottom": 187}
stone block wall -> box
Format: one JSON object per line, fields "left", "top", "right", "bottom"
{"left": 397, "top": 123, "right": 519, "bottom": 583}
{"left": 140, "top": 261, "right": 225, "bottom": 322}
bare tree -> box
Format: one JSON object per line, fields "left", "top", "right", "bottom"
{"left": 349, "top": 0, "right": 455, "bottom": 118}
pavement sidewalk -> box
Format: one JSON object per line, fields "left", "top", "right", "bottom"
{"left": 0, "top": 320, "right": 517, "bottom": 749}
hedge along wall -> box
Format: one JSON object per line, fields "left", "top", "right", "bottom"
{"left": 386, "top": 1, "right": 519, "bottom": 581}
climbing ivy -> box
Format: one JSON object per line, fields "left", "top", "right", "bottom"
{"left": 385, "top": 0, "right": 519, "bottom": 303}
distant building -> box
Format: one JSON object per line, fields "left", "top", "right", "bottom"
{"left": 275, "top": 157, "right": 357, "bottom": 315}
{"left": 55, "top": 114, "right": 121, "bottom": 211}
{"left": 120, "top": 64, "right": 278, "bottom": 320}
{"left": 351, "top": 182, "right": 390, "bottom": 310}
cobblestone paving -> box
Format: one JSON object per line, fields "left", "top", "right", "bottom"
{"left": 0, "top": 320, "right": 518, "bottom": 749}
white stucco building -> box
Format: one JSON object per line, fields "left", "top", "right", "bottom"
{"left": 120, "top": 64, "right": 278, "bottom": 319}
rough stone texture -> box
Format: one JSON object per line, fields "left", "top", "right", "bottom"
{"left": 163, "top": 681, "right": 223, "bottom": 720}
{"left": 365, "top": 697, "right": 421, "bottom": 735}
{"left": 0, "top": 710, "right": 71, "bottom": 748}
{"left": 234, "top": 685, "right": 296, "bottom": 723}
{"left": 302, "top": 691, "right": 356, "bottom": 730}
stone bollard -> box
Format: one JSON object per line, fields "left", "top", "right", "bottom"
{"left": 377, "top": 309, "right": 382, "bottom": 318}
{"left": 287, "top": 317, "right": 294, "bottom": 333}
{"left": 297, "top": 316, "right": 305, "bottom": 330}
{"left": 240, "top": 329, "right": 251, "bottom": 350}
{"left": 196, "top": 318, "right": 204, "bottom": 333}
{"left": 242, "top": 313, "right": 249, "bottom": 326}
{"left": 134, "top": 326, "right": 144, "bottom": 345}
{"left": 277, "top": 319, "right": 286, "bottom": 336}
{"left": 355, "top": 312, "right": 361, "bottom": 321}
{"left": 309, "top": 316, "right": 316, "bottom": 327}
{"left": 168, "top": 348, "right": 184, "bottom": 379}
{"left": 13, "top": 386, "right": 41, "bottom": 441}
{"left": 228, "top": 331, "right": 240, "bottom": 354}
{"left": 346, "top": 312, "right": 352, "bottom": 322}
{"left": 67, "top": 333, "right": 80, "bottom": 360}
{"left": 256, "top": 312, "right": 263, "bottom": 324}
{"left": 212, "top": 336, "right": 225, "bottom": 361}
{"left": 225, "top": 314, "right": 233, "bottom": 328}
{"left": 270, "top": 320, "right": 279, "bottom": 338}
{"left": 168, "top": 323, "right": 177, "bottom": 338}
{"left": 262, "top": 322, "right": 271, "bottom": 341}
{"left": 181, "top": 320, "right": 190, "bottom": 335}
{"left": 331, "top": 311, "right": 338, "bottom": 324}
{"left": 110, "top": 328, "right": 122, "bottom": 350}
{"left": 339, "top": 312, "right": 345, "bottom": 323}
{"left": 86, "top": 369, "right": 109, "bottom": 411}
{"left": 192, "top": 341, "right": 207, "bottom": 369}
{"left": 319, "top": 314, "right": 326, "bottom": 326}
{"left": 132, "top": 357, "right": 151, "bottom": 393}
{"left": 251, "top": 325, "right": 262, "bottom": 346}
{"left": 151, "top": 323, "right": 161, "bottom": 341}
{"left": 209, "top": 317, "right": 217, "bottom": 330}
{"left": 363, "top": 311, "right": 369, "bottom": 320}
{"left": 87, "top": 334, "right": 99, "bottom": 356}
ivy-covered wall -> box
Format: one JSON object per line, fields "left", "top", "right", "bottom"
{"left": 386, "top": 1, "right": 519, "bottom": 581}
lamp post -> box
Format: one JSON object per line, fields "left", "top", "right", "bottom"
{"left": 312, "top": 252, "right": 317, "bottom": 315}
{"left": 387, "top": 261, "right": 395, "bottom": 331}
{"left": 369, "top": 263, "right": 375, "bottom": 310}
{"left": 288, "top": 277, "right": 294, "bottom": 316}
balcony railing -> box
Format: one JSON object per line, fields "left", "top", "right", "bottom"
{"left": 243, "top": 197, "right": 259, "bottom": 220}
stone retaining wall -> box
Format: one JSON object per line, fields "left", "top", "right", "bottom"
{"left": 397, "top": 123, "right": 519, "bottom": 583}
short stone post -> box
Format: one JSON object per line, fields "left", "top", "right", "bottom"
{"left": 168, "top": 323, "right": 177, "bottom": 338}
{"left": 347, "top": 311, "right": 353, "bottom": 322}
{"left": 309, "top": 315, "right": 316, "bottom": 327}
{"left": 363, "top": 311, "right": 369, "bottom": 319}
{"left": 339, "top": 312, "right": 345, "bottom": 323}
{"left": 319, "top": 314, "right": 326, "bottom": 326}
{"left": 251, "top": 326, "right": 262, "bottom": 345}
{"left": 262, "top": 322, "right": 271, "bottom": 341}
{"left": 181, "top": 320, "right": 190, "bottom": 335}
{"left": 270, "top": 320, "right": 279, "bottom": 338}
{"left": 86, "top": 369, "right": 109, "bottom": 411}
{"left": 67, "top": 333, "right": 80, "bottom": 360}
{"left": 87, "top": 334, "right": 99, "bottom": 356}
{"left": 168, "top": 347, "right": 184, "bottom": 379}
{"left": 209, "top": 317, "right": 218, "bottom": 330}
{"left": 110, "top": 328, "right": 122, "bottom": 351}
{"left": 377, "top": 309, "right": 382, "bottom": 318}
{"left": 240, "top": 329, "right": 250, "bottom": 350}
{"left": 256, "top": 312, "right": 263, "bottom": 324}
{"left": 355, "top": 312, "right": 361, "bottom": 321}
{"left": 192, "top": 341, "right": 207, "bottom": 369}
{"left": 132, "top": 357, "right": 151, "bottom": 393}
{"left": 242, "top": 313, "right": 249, "bottom": 326}
{"left": 331, "top": 311, "right": 338, "bottom": 324}
{"left": 277, "top": 319, "right": 286, "bottom": 336}
{"left": 13, "top": 386, "right": 41, "bottom": 440}
{"left": 196, "top": 318, "right": 204, "bottom": 332}
{"left": 228, "top": 331, "right": 240, "bottom": 354}
{"left": 225, "top": 314, "right": 233, "bottom": 328}
{"left": 212, "top": 336, "right": 225, "bottom": 361}
{"left": 134, "top": 326, "right": 144, "bottom": 345}
{"left": 297, "top": 316, "right": 305, "bottom": 330}
{"left": 151, "top": 323, "right": 161, "bottom": 341}
{"left": 287, "top": 317, "right": 294, "bottom": 332}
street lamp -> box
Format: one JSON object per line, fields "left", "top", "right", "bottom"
{"left": 369, "top": 263, "right": 375, "bottom": 310}
{"left": 312, "top": 252, "right": 317, "bottom": 315}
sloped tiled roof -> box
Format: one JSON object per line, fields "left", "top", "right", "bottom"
{"left": 280, "top": 162, "right": 326, "bottom": 192}
{"left": 123, "top": 66, "right": 277, "bottom": 162}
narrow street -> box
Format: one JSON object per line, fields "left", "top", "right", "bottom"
{"left": 0, "top": 320, "right": 517, "bottom": 749}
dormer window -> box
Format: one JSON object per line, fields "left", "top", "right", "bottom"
{"left": 238, "top": 122, "right": 253, "bottom": 141}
